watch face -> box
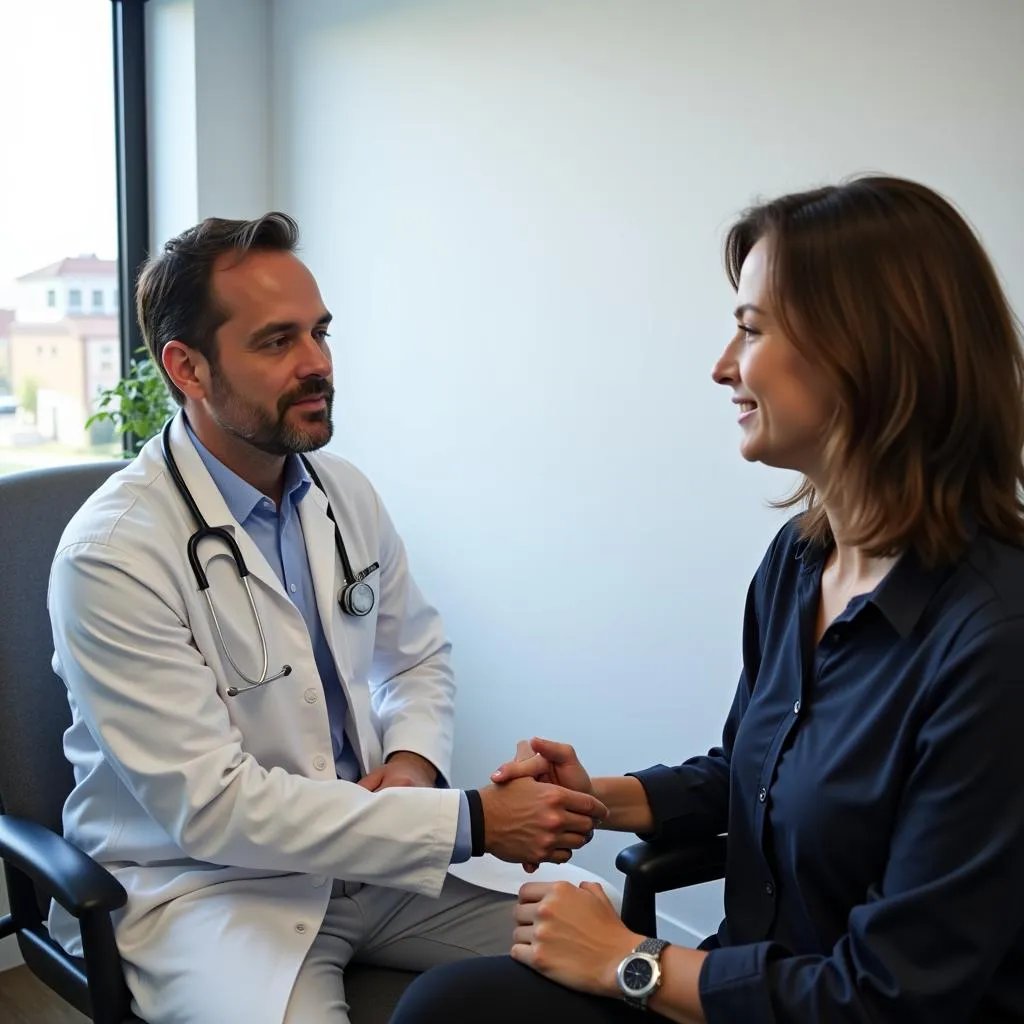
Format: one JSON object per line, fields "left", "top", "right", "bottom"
{"left": 623, "top": 956, "right": 654, "bottom": 992}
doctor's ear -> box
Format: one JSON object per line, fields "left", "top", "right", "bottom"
{"left": 162, "top": 340, "right": 210, "bottom": 402}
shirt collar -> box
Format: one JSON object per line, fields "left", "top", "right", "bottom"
{"left": 795, "top": 520, "right": 960, "bottom": 639}
{"left": 870, "top": 548, "right": 953, "bottom": 638}
{"left": 870, "top": 520, "right": 980, "bottom": 637}
{"left": 184, "top": 417, "right": 311, "bottom": 525}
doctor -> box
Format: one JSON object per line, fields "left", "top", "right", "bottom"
{"left": 46, "top": 212, "right": 608, "bottom": 1024}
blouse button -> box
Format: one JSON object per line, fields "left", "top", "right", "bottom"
{"left": 758, "top": 786, "right": 767, "bottom": 803}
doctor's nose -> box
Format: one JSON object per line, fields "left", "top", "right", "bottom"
{"left": 296, "top": 332, "right": 333, "bottom": 379}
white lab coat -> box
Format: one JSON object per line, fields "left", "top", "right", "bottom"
{"left": 46, "top": 412, "right": 468, "bottom": 1024}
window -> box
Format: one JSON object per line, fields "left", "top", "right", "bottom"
{"left": 0, "top": 0, "right": 143, "bottom": 476}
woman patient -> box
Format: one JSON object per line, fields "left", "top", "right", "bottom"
{"left": 391, "top": 175, "right": 1024, "bottom": 1023}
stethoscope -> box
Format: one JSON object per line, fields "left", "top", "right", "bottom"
{"left": 160, "top": 420, "right": 379, "bottom": 696}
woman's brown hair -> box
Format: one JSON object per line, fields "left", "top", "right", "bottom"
{"left": 725, "top": 175, "right": 1024, "bottom": 566}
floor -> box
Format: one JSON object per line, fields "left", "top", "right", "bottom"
{"left": 0, "top": 965, "right": 88, "bottom": 1024}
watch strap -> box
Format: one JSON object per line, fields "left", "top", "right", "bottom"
{"left": 635, "top": 937, "right": 669, "bottom": 958}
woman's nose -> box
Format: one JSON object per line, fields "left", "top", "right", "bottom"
{"left": 712, "top": 342, "right": 739, "bottom": 387}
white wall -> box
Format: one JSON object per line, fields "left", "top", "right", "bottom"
{"left": 271, "top": 0, "right": 1024, "bottom": 941}
{"left": 146, "top": 0, "right": 199, "bottom": 247}
{"left": 147, "top": 0, "right": 272, "bottom": 249}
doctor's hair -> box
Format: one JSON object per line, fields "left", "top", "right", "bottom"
{"left": 135, "top": 212, "right": 301, "bottom": 404}
{"left": 724, "top": 174, "right": 1024, "bottom": 567}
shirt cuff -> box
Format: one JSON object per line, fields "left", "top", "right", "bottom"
{"left": 450, "top": 791, "right": 473, "bottom": 864}
{"left": 698, "top": 941, "right": 778, "bottom": 1023}
{"left": 625, "top": 765, "right": 686, "bottom": 839}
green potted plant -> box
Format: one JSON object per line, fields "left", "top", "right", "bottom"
{"left": 87, "top": 352, "right": 175, "bottom": 456}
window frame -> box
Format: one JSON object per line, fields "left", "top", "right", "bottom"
{"left": 110, "top": 0, "right": 151, "bottom": 454}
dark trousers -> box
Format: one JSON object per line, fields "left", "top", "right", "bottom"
{"left": 388, "top": 955, "right": 672, "bottom": 1024}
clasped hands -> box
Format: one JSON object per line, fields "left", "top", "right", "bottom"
{"left": 485, "top": 736, "right": 600, "bottom": 870}
{"left": 360, "top": 738, "right": 607, "bottom": 871}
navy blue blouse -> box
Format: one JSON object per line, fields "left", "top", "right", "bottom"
{"left": 632, "top": 518, "right": 1024, "bottom": 1023}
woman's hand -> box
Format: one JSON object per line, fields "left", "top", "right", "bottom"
{"left": 510, "top": 880, "right": 642, "bottom": 998}
{"left": 491, "top": 738, "right": 594, "bottom": 796}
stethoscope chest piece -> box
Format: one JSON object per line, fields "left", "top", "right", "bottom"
{"left": 339, "top": 580, "right": 375, "bottom": 616}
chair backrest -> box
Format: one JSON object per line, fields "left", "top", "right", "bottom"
{"left": 0, "top": 461, "right": 122, "bottom": 835}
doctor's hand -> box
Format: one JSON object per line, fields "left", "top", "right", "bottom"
{"left": 358, "top": 751, "right": 438, "bottom": 791}
{"left": 478, "top": 777, "right": 607, "bottom": 867}
{"left": 491, "top": 738, "right": 593, "bottom": 797}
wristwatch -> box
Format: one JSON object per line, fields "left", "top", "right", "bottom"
{"left": 616, "top": 936, "right": 669, "bottom": 1010}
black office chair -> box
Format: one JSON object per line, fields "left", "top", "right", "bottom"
{"left": 0, "top": 461, "right": 418, "bottom": 1024}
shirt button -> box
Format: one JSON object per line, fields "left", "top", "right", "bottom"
{"left": 289, "top": 583, "right": 297, "bottom": 593}
{"left": 295, "top": 922, "right": 307, "bottom": 933}
{"left": 304, "top": 688, "right": 319, "bottom": 704}
{"left": 764, "top": 882, "right": 775, "bottom": 897}
{"left": 758, "top": 786, "right": 767, "bottom": 803}
{"left": 793, "top": 699, "right": 801, "bottom": 715}
{"left": 313, "top": 755, "right": 327, "bottom": 771}
{"left": 311, "top": 876, "right": 327, "bottom": 888}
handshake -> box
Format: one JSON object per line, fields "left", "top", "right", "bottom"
{"left": 472, "top": 738, "right": 605, "bottom": 870}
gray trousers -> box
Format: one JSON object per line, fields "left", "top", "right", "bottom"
{"left": 282, "top": 876, "right": 517, "bottom": 1023}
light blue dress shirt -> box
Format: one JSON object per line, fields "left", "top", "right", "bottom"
{"left": 186, "top": 424, "right": 471, "bottom": 863}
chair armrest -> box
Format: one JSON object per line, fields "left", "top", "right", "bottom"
{"left": 0, "top": 815, "right": 133, "bottom": 1023}
{"left": 616, "top": 834, "right": 727, "bottom": 937}
{"left": 0, "top": 815, "right": 126, "bottom": 917}
{"left": 616, "top": 834, "right": 727, "bottom": 892}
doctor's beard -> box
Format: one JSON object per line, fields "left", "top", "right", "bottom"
{"left": 208, "top": 372, "right": 335, "bottom": 456}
